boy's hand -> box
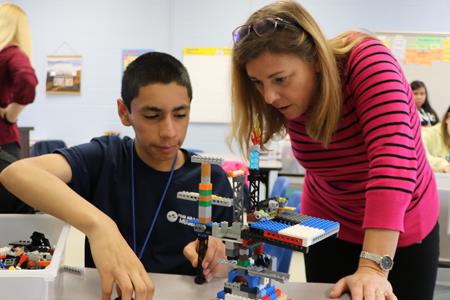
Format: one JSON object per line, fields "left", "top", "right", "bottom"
{"left": 87, "top": 218, "right": 154, "bottom": 300}
{"left": 183, "top": 236, "right": 229, "bottom": 282}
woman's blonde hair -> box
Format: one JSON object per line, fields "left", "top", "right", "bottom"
{"left": 230, "top": 0, "right": 371, "bottom": 158}
{"left": 0, "top": 3, "right": 32, "bottom": 59}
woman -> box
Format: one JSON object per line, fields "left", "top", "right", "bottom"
{"left": 230, "top": 1, "right": 439, "bottom": 300}
{"left": 0, "top": 3, "right": 38, "bottom": 159}
{"left": 422, "top": 105, "right": 450, "bottom": 173}
{"left": 411, "top": 80, "right": 439, "bottom": 127}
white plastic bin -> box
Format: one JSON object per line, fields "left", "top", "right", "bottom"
{"left": 0, "top": 214, "right": 70, "bottom": 300}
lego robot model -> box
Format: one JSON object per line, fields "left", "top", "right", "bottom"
{"left": 171, "top": 124, "right": 340, "bottom": 300}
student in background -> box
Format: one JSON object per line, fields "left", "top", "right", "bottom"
{"left": 422, "top": 104, "right": 450, "bottom": 173}
{"left": 0, "top": 3, "right": 38, "bottom": 159}
{"left": 1, "top": 52, "right": 232, "bottom": 300}
{"left": 229, "top": 1, "right": 439, "bottom": 300}
{"left": 0, "top": 148, "right": 34, "bottom": 213}
{"left": 411, "top": 80, "right": 439, "bottom": 127}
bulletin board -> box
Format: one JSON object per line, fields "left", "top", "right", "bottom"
{"left": 183, "top": 48, "right": 232, "bottom": 123}
{"left": 376, "top": 32, "right": 450, "bottom": 117}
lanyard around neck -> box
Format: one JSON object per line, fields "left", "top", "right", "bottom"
{"left": 130, "top": 140, "right": 178, "bottom": 259}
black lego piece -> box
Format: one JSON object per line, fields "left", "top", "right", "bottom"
{"left": 194, "top": 234, "right": 208, "bottom": 284}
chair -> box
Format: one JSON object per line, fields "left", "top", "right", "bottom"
{"left": 30, "top": 140, "right": 67, "bottom": 156}
{"left": 264, "top": 176, "right": 297, "bottom": 273}
{"left": 270, "top": 176, "right": 290, "bottom": 198}
{"left": 288, "top": 190, "right": 302, "bottom": 213}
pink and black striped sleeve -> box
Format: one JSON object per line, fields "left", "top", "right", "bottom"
{"left": 346, "top": 39, "right": 421, "bottom": 232}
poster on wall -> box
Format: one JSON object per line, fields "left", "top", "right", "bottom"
{"left": 183, "top": 48, "right": 232, "bottom": 123}
{"left": 122, "top": 49, "right": 153, "bottom": 72}
{"left": 45, "top": 55, "right": 82, "bottom": 94}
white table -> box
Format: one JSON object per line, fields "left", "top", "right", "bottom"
{"left": 50, "top": 268, "right": 350, "bottom": 300}
{"left": 435, "top": 174, "right": 450, "bottom": 264}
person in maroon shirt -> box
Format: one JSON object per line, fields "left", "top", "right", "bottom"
{"left": 0, "top": 3, "right": 38, "bottom": 159}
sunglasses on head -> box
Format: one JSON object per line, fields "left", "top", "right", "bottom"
{"left": 232, "top": 16, "right": 300, "bottom": 44}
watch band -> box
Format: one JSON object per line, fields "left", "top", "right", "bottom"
{"left": 360, "top": 251, "right": 381, "bottom": 262}
{"left": 360, "top": 251, "right": 394, "bottom": 271}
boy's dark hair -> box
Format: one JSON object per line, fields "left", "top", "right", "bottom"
{"left": 121, "top": 52, "right": 193, "bottom": 111}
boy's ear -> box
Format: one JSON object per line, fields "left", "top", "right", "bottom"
{"left": 117, "top": 99, "right": 131, "bottom": 126}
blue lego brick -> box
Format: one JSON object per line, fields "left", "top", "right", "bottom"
{"left": 245, "top": 274, "right": 260, "bottom": 288}
{"left": 228, "top": 269, "right": 245, "bottom": 282}
{"left": 217, "top": 290, "right": 225, "bottom": 299}
{"left": 191, "top": 218, "right": 213, "bottom": 227}
{"left": 250, "top": 220, "right": 290, "bottom": 233}
{"left": 258, "top": 285, "right": 276, "bottom": 298}
{"left": 301, "top": 217, "right": 339, "bottom": 232}
{"left": 249, "top": 150, "right": 260, "bottom": 170}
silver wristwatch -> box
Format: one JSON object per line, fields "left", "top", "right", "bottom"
{"left": 360, "top": 251, "right": 394, "bottom": 271}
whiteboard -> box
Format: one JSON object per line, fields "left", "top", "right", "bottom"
{"left": 376, "top": 32, "right": 450, "bottom": 118}
{"left": 183, "top": 48, "right": 232, "bottom": 123}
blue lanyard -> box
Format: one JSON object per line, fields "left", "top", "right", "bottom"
{"left": 130, "top": 140, "right": 178, "bottom": 259}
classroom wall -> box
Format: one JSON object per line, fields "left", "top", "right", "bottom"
{"left": 12, "top": 0, "right": 450, "bottom": 154}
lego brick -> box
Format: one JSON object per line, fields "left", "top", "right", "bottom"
{"left": 224, "top": 294, "right": 252, "bottom": 300}
{"left": 278, "top": 224, "right": 339, "bottom": 247}
{"left": 177, "top": 191, "right": 199, "bottom": 202}
{"left": 191, "top": 155, "right": 224, "bottom": 165}
{"left": 212, "top": 195, "right": 233, "bottom": 207}
{"left": 250, "top": 220, "right": 290, "bottom": 233}
{"left": 300, "top": 217, "right": 340, "bottom": 232}
{"left": 279, "top": 224, "right": 324, "bottom": 240}
{"left": 263, "top": 231, "right": 303, "bottom": 247}
{"left": 199, "top": 183, "right": 213, "bottom": 191}
{"left": 241, "top": 229, "right": 308, "bottom": 253}
{"left": 274, "top": 213, "right": 313, "bottom": 225}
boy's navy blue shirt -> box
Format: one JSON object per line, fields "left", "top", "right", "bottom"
{"left": 56, "top": 136, "right": 233, "bottom": 275}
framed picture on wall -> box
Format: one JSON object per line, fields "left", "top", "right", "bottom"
{"left": 122, "top": 49, "right": 153, "bottom": 73}
{"left": 45, "top": 55, "right": 82, "bottom": 94}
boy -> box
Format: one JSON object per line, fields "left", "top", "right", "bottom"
{"left": 0, "top": 52, "right": 232, "bottom": 300}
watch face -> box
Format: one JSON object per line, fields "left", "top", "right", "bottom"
{"left": 380, "top": 256, "right": 394, "bottom": 271}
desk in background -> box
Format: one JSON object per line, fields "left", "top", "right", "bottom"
{"left": 51, "top": 268, "right": 350, "bottom": 300}
{"left": 435, "top": 173, "right": 450, "bottom": 265}
{"left": 259, "top": 159, "right": 282, "bottom": 199}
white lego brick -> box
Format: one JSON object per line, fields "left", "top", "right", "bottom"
{"left": 177, "top": 191, "right": 199, "bottom": 202}
{"left": 224, "top": 294, "right": 252, "bottom": 300}
{"left": 212, "top": 195, "right": 233, "bottom": 207}
{"left": 279, "top": 224, "right": 325, "bottom": 247}
{"left": 191, "top": 155, "right": 224, "bottom": 165}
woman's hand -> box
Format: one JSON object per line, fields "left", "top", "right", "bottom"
{"left": 183, "top": 236, "right": 229, "bottom": 282}
{"left": 87, "top": 218, "right": 154, "bottom": 300}
{"left": 329, "top": 266, "right": 397, "bottom": 300}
